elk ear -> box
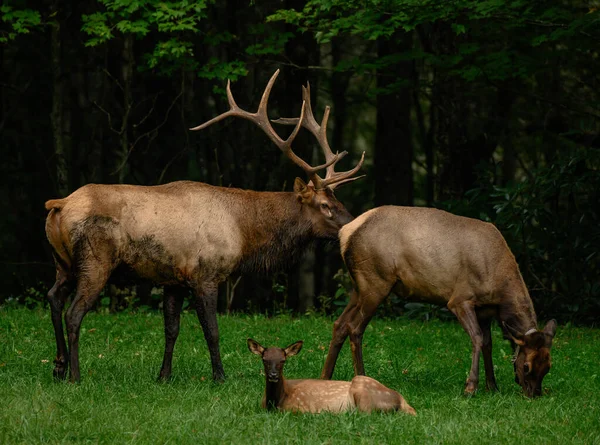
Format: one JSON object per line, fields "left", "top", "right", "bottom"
{"left": 543, "top": 319, "right": 557, "bottom": 339}
{"left": 247, "top": 338, "right": 265, "bottom": 356}
{"left": 294, "top": 178, "right": 313, "bottom": 203}
{"left": 284, "top": 340, "right": 303, "bottom": 357}
{"left": 503, "top": 321, "right": 525, "bottom": 346}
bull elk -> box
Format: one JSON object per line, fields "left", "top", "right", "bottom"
{"left": 321, "top": 206, "right": 557, "bottom": 398}
{"left": 44, "top": 70, "right": 364, "bottom": 383}
{"left": 247, "top": 338, "right": 416, "bottom": 414}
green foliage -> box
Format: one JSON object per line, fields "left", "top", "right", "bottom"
{"left": 316, "top": 268, "right": 353, "bottom": 316}
{"left": 197, "top": 58, "right": 248, "bottom": 81}
{"left": 245, "top": 24, "right": 293, "bottom": 56}
{"left": 81, "top": 0, "right": 214, "bottom": 74}
{"left": 1, "top": 308, "right": 600, "bottom": 444}
{"left": 0, "top": 4, "right": 41, "bottom": 43}
{"left": 268, "top": 0, "right": 600, "bottom": 86}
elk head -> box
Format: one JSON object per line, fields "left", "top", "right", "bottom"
{"left": 247, "top": 338, "right": 303, "bottom": 383}
{"left": 190, "top": 70, "right": 364, "bottom": 238}
{"left": 293, "top": 178, "right": 353, "bottom": 238}
{"left": 506, "top": 320, "right": 557, "bottom": 397}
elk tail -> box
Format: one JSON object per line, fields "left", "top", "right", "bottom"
{"left": 45, "top": 198, "right": 67, "bottom": 211}
{"left": 45, "top": 199, "right": 72, "bottom": 271}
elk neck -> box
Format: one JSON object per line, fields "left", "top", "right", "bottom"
{"left": 235, "top": 191, "right": 314, "bottom": 274}
{"left": 263, "top": 374, "right": 288, "bottom": 410}
{"left": 499, "top": 287, "right": 538, "bottom": 336}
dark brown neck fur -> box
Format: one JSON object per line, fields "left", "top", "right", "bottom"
{"left": 264, "top": 377, "right": 287, "bottom": 410}
{"left": 499, "top": 291, "right": 538, "bottom": 337}
{"left": 233, "top": 191, "right": 315, "bottom": 274}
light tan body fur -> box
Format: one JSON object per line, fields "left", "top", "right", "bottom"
{"left": 270, "top": 376, "right": 415, "bottom": 414}
{"left": 47, "top": 182, "right": 245, "bottom": 282}
{"left": 321, "top": 206, "right": 556, "bottom": 397}
{"left": 339, "top": 206, "right": 532, "bottom": 312}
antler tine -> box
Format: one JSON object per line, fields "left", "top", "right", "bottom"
{"left": 320, "top": 151, "right": 366, "bottom": 189}
{"left": 189, "top": 70, "right": 337, "bottom": 180}
{"left": 189, "top": 80, "right": 241, "bottom": 131}
{"left": 272, "top": 82, "right": 365, "bottom": 190}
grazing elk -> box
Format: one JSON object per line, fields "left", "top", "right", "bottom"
{"left": 44, "top": 70, "right": 364, "bottom": 383}
{"left": 321, "top": 206, "right": 557, "bottom": 398}
{"left": 247, "top": 339, "right": 416, "bottom": 414}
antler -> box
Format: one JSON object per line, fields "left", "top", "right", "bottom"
{"left": 190, "top": 70, "right": 341, "bottom": 180}
{"left": 272, "top": 82, "right": 365, "bottom": 190}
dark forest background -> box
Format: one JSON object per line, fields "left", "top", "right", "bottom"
{"left": 1, "top": 0, "right": 599, "bottom": 323}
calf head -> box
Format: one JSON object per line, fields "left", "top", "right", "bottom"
{"left": 294, "top": 178, "right": 353, "bottom": 238}
{"left": 247, "top": 338, "right": 303, "bottom": 383}
{"left": 507, "top": 320, "right": 557, "bottom": 397}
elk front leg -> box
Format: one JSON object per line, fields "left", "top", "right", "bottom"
{"left": 479, "top": 316, "right": 498, "bottom": 391}
{"left": 193, "top": 282, "right": 225, "bottom": 382}
{"left": 447, "top": 298, "right": 483, "bottom": 394}
{"left": 158, "top": 286, "right": 186, "bottom": 381}
{"left": 47, "top": 269, "right": 72, "bottom": 380}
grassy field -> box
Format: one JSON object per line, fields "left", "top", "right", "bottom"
{"left": 0, "top": 307, "right": 598, "bottom": 444}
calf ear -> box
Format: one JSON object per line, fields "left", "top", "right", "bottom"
{"left": 543, "top": 319, "right": 557, "bottom": 339}
{"left": 247, "top": 338, "right": 265, "bottom": 356}
{"left": 284, "top": 340, "right": 303, "bottom": 357}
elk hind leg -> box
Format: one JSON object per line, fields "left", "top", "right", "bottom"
{"left": 158, "top": 286, "right": 186, "bottom": 381}
{"left": 350, "top": 376, "right": 416, "bottom": 415}
{"left": 48, "top": 267, "right": 73, "bottom": 380}
{"left": 347, "top": 274, "right": 391, "bottom": 376}
{"left": 65, "top": 261, "right": 112, "bottom": 383}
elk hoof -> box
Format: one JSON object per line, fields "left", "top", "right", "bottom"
{"left": 464, "top": 381, "right": 478, "bottom": 395}
{"left": 486, "top": 381, "right": 499, "bottom": 392}
{"left": 68, "top": 372, "right": 81, "bottom": 384}
{"left": 53, "top": 365, "right": 68, "bottom": 381}
{"left": 157, "top": 372, "right": 172, "bottom": 383}
{"left": 213, "top": 371, "right": 226, "bottom": 383}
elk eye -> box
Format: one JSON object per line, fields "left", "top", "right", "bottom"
{"left": 320, "top": 203, "right": 329, "bottom": 210}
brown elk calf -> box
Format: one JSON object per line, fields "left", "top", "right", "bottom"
{"left": 321, "top": 206, "right": 557, "bottom": 398}
{"left": 247, "top": 339, "right": 416, "bottom": 414}
{"left": 44, "top": 70, "right": 364, "bottom": 383}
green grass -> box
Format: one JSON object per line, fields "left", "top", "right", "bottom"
{"left": 1, "top": 307, "right": 599, "bottom": 444}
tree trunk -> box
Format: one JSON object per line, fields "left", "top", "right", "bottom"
{"left": 117, "top": 33, "right": 134, "bottom": 184}
{"left": 427, "top": 24, "right": 514, "bottom": 201}
{"left": 282, "top": 5, "right": 320, "bottom": 313}
{"left": 374, "top": 32, "right": 414, "bottom": 206}
{"left": 50, "top": 1, "right": 69, "bottom": 197}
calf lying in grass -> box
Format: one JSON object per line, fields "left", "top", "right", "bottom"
{"left": 247, "top": 338, "right": 416, "bottom": 415}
